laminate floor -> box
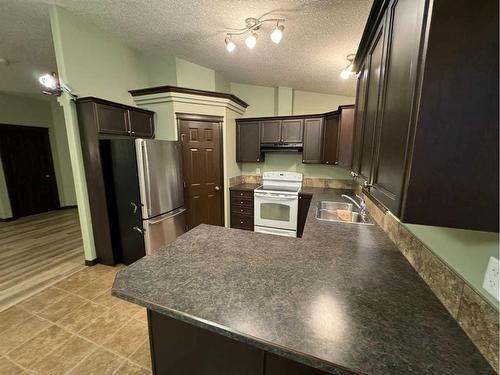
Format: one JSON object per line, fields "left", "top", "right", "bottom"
{"left": 0, "top": 264, "right": 151, "bottom": 374}
{"left": 0, "top": 209, "right": 85, "bottom": 312}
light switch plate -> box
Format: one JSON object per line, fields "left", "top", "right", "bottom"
{"left": 483, "top": 256, "right": 500, "bottom": 301}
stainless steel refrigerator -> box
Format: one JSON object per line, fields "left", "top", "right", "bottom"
{"left": 100, "top": 138, "right": 186, "bottom": 264}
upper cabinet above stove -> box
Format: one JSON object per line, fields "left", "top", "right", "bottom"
{"left": 236, "top": 105, "right": 355, "bottom": 165}
{"left": 351, "top": 0, "right": 498, "bottom": 232}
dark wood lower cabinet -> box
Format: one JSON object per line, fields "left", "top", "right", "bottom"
{"left": 230, "top": 189, "right": 254, "bottom": 231}
{"left": 147, "top": 310, "right": 329, "bottom": 375}
{"left": 297, "top": 193, "right": 312, "bottom": 238}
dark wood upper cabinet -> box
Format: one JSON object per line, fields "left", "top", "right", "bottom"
{"left": 322, "top": 113, "right": 339, "bottom": 165}
{"left": 129, "top": 110, "right": 154, "bottom": 138}
{"left": 370, "top": 0, "right": 426, "bottom": 214}
{"left": 359, "top": 22, "right": 385, "bottom": 184}
{"left": 302, "top": 118, "right": 324, "bottom": 164}
{"left": 353, "top": 0, "right": 498, "bottom": 231}
{"left": 281, "top": 119, "right": 304, "bottom": 143}
{"left": 261, "top": 120, "right": 282, "bottom": 143}
{"left": 95, "top": 103, "right": 128, "bottom": 135}
{"left": 337, "top": 106, "right": 355, "bottom": 168}
{"left": 236, "top": 121, "right": 263, "bottom": 163}
{"left": 94, "top": 99, "right": 154, "bottom": 138}
{"left": 352, "top": 62, "right": 369, "bottom": 174}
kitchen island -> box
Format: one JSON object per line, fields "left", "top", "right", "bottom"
{"left": 112, "top": 188, "right": 495, "bottom": 375}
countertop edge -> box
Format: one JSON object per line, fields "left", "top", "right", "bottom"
{"left": 111, "top": 286, "right": 362, "bottom": 375}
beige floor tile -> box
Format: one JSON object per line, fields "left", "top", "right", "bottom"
{"left": 0, "top": 306, "right": 33, "bottom": 334}
{"left": 0, "top": 315, "right": 51, "bottom": 355}
{"left": 54, "top": 275, "right": 89, "bottom": 292}
{"left": 129, "top": 339, "right": 152, "bottom": 370}
{"left": 74, "top": 281, "right": 109, "bottom": 300}
{"left": 6, "top": 325, "right": 71, "bottom": 368}
{"left": 103, "top": 318, "right": 148, "bottom": 358}
{"left": 115, "top": 361, "right": 151, "bottom": 375}
{"left": 38, "top": 293, "right": 87, "bottom": 323}
{"left": 92, "top": 290, "right": 121, "bottom": 308}
{"left": 31, "top": 335, "right": 96, "bottom": 374}
{"left": 79, "top": 309, "right": 131, "bottom": 345}
{"left": 113, "top": 299, "right": 145, "bottom": 319}
{"left": 0, "top": 356, "right": 26, "bottom": 374}
{"left": 57, "top": 301, "right": 106, "bottom": 333}
{"left": 68, "top": 347, "right": 122, "bottom": 375}
{"left": 133, "top": 308, "right": 148, "bottom": 323}
{"left": 18, "top": 287, "right": 69, "bottom": 314}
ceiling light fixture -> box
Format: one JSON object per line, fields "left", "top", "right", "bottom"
{"left": 270, "top": 24, "right": 285, "bottom": 44}
{"left": 38, "top": 72, "right": 78, "bottom": 99}
{"left": 340, "top": 54, "right": 355, "bottom": 79}
{"left": 225, "top": 36, "right": 236, "bottom": 53}
{"left": 224, "top": 16, "right": 285, "bottom": 52}
{"left": 245, "top": 32, "right": 258, "bottom": 49}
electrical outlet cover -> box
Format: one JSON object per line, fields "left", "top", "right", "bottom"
{"left": 483, "top": 256, "right": 500, "bottom": 302}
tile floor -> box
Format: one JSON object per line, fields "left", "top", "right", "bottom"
{"left": 0, "top": 264, "right": 152, "bottom": 374}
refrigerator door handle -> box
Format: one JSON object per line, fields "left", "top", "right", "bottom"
{"left": 148, "top": 207, "right": 187, "bottom": 225}
{"left": 142, "top": 143, "right": 153, "bottom": 217}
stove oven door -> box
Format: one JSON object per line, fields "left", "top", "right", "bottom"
{"left": 254, "top": 192, "right": 298, "bottom": 231}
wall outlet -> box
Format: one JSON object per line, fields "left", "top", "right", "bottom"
{"left": 483, "top": 256, "right": 500, "bottom": 301}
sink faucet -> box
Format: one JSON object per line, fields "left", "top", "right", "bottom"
{"left": 341, "top": 194, "right": 368, "bottom": 219}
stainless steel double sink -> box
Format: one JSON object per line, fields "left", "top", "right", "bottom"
{"left": 316, "top": 201, "right": 374, "bottom": 225}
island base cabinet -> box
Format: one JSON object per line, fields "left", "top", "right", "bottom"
{"left": 147, "top": 310, "right": 330, "bottom": 375}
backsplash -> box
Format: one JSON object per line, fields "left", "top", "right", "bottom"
{"left": 362, "top": 192, "right": 499, "bottom": 372}
{"left": 230, "top": 175, "right": 355, "bottom": 189}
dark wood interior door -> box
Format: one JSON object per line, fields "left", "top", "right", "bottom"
{"left": 0, "top": 124, "right": 60, "bottom": 218}
{"left": 178, "top": 115, "right": 224, "bottom": 229}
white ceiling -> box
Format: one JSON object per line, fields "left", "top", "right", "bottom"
{"left": 0, "top": 0, "right": 372, "bottom": 96}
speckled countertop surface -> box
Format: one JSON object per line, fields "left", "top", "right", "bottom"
{"left": 229, "top": 183, "right": 261, "bottom": 191}
{"left": 112, "top": 187, "right": 494, "bottom": 375}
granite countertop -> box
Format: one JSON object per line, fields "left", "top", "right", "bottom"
{"left": 229, "top": 183, "right": 261, "bottom": 191}
{"left": 112, "top": 187, "right": 494, "bottom": 375}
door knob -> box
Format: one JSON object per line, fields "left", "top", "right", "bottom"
{"left": 214, "top": 186, "right": 220, "bottom": 191}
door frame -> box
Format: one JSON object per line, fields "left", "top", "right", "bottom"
{"left": 175, "top": 112, "right": 225, "bottom": 227}
{"left": 0, "top": 123, "right": 60, "bottom": 218}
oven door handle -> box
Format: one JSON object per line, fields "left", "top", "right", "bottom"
{"left": 254, "top": 193, "right": 297, "bottom": 200}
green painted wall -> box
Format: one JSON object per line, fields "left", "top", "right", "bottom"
{"left": 214, "top": 73, "right": 231, "bottom": 93}
{"left": 53, "top": 7, "right": 149, "bottom": 106}
{"left": 0, "top": 92, "right": 76, "bottom": 219}
{"left": 139, "top": 53, "right": 177, "bottom": 87}
{"left": 405, "top": 224, "right": 499, "bottom": 309}
{"left": 230, "top": 83, "right": 276, "bottom": 118}
{"left": 293, "top": 90, "right": 355, "bottom": 115}
{"left": 175, "top": 58, "right": 215, "bottom": 91}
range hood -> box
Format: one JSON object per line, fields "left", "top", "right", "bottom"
{"left": 260, "top": 143, "right": 303, "bottom": 152}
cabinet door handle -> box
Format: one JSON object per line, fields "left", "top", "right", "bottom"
{"left": 133, "top": 226, "right": 143, "bottom": 235}
{"left": 130, "top": 202, "right": 138, "bottom": 214}
{"left": 334, "top": 161, "right": 339, "bottom": 165}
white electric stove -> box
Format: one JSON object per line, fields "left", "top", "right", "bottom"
{"left": 254, "top": 171, "right": 303, "bottom": 237}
